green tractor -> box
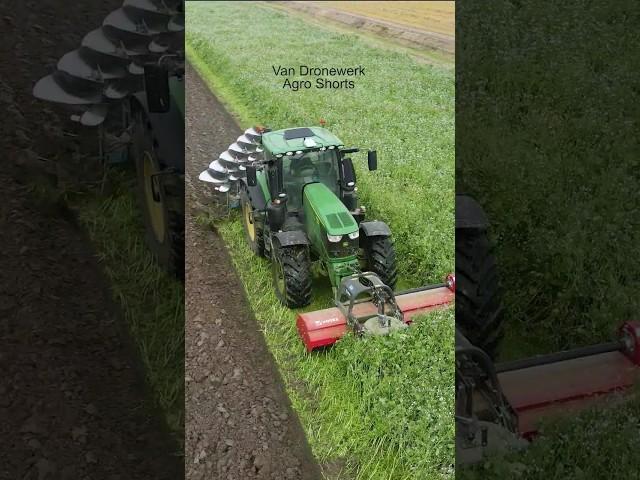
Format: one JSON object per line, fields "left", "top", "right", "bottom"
{"left": 240, "top": 126, "right": 397, "bottom": 308}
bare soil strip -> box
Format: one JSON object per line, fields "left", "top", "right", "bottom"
{"left": 273, "top": 0, "right": 454, "bottom": 55}
{"left": 310, "top": 1, "right": 454, "bottom": 36}
{"left": 185, "top": 62, "right": 322, "bottom": 480}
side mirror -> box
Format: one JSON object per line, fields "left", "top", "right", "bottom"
{"left": 143, "top": 64, "right": 170, "bottom": 113}
{"left": 246, "top": 164, "right": 257, "bottom": 187}
{"left": 367, "top": 150, "right": 378, "bottom": 171}
{"left": 341, "top": 157, "right": 356, "bottom": 190}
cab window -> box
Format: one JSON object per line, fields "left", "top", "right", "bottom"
{"left": 281, "top": 150, "right": 338, "bottom": 209}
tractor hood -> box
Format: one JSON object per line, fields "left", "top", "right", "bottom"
{"left": 303, "top": 183, "right": 357, "bottom": 236}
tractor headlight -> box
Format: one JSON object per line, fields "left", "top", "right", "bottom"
{"left": 327, "top": 234, "right": 342, "bottom": 243}
{"left": 348, "top": 230, "right": 359, "bottom": 240}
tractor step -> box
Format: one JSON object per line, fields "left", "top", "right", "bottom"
{"left": 297, "top": 283, "right": 454, "bottom": 352}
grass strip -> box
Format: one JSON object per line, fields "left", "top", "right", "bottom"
{"left": 457, "top": 0, "right": 640, "bottom": 355}
{"left": 73, "top": 168, "right": 184, "bottom": 446}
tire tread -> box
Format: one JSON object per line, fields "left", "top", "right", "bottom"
{"left": 456, "top": 230, "right": 504, "bottom": 357}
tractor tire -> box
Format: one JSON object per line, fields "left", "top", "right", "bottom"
{"left": 240, "top": 186, "right": 265, "bottom": 257}
{"left": 271, "top": 241, "right": 312, "bottom": 308}
{"left": 456, "top": 229, "right": 504, "bottom": 358}
{"left": 363, "top": 235, "right": 398, "bottom": 289}
{"left": 131, "top": 108, "right": 185, "bottom": 280}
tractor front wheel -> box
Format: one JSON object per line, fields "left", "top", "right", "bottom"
{"left": 363, "top": 235, "right": 398, "bottom": 289}
{"left": 271, "top": 241, "right": 312, "bottom": 308}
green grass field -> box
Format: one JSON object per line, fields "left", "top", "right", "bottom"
{"left": 187, "top": 1, "right": 454, "bottom": 478}
{"left": 457, "top": 0, "right": 640, "bottom": 355}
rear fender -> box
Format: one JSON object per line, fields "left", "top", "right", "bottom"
{"left": 456, "top": 194, "right": 489, "bottom": 230}
{"left": 241, "top": 179, "right": 268, "bottom": 211}
{"left": 273, "top": 230, "right": 309, "bottom": 248}
{"left": 131, "top": 93, "right": 184, "bottom": 173}
{"left": 360, "top": 220, "right": 391, "bottom": 238}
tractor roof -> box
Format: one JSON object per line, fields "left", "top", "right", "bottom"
{"left": 261, "top": 127, "right": 344, "bottom": 155}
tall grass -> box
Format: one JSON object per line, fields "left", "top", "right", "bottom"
{"left": 457, "top": 0, "right": 640, "bottom": 353}
{"left": 187, "top": 1, "right": 454, "bottom": 477}
{"left": 458, "top": 395, "right": 640, "bottom": 479}
{"left": 74, "top": 169, "right": 184, "bottom": 444}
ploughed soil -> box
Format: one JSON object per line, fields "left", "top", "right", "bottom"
{"left": 184, "top": 62, "right": 322, "bottom": 480}
{"left": 0, "top": 1, "right": 181, "bottom": 479}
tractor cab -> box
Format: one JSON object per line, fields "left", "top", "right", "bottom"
{"left": 246, "top": 126, "right": 377, "bottom": 226}
{"left": 253, "top": 127, "right": 348, "bottom": 210}
{"left": 280, "top": 149, "right": 339, "bottom": 209}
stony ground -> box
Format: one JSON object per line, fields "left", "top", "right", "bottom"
{"left": 0, "top": 1, "right": 182, "bottom": 479}
{"left": 184, "top": 62, "right": 322, "bottom": 480}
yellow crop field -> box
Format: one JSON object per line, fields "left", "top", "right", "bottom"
{"left": 310, "top": 1, "right": 455, "bottom": 36}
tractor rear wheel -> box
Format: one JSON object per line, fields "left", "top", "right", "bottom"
{"left": 240, "top": 187, "right": 265, "bottom": 257}
{"left": 131, "top": 108, "right": 184, "bottom": 280}
{"left": 271, "top": 241, "right": 312, "bottom": 308}
{"left": 363, "top": 236, "right": 398, "bottom": 289}
{"left": 456, "top": 229, "right": 504, "bottom": 358}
